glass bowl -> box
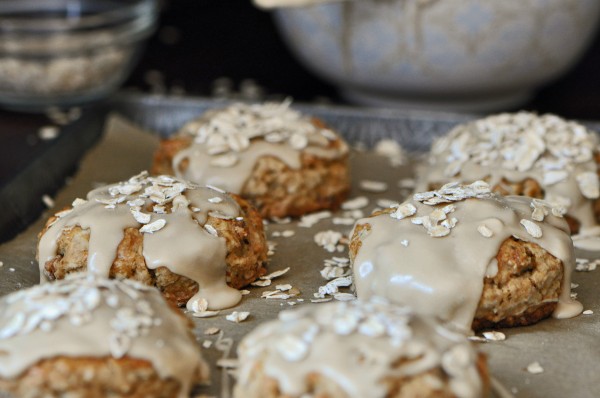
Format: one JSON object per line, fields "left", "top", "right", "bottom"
{"left": 0, "top": 0, "right": 158, "bottom": 111}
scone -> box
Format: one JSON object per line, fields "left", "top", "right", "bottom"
{"left": 417, "top": 112, "right": 600, "bottom": 234}
{"left": 0, "top": 275, "right": 208, "bottom": 398}
{"left": 38, "top": 171, "right": 268, "bottom": 311}
{"left": 152, "top": 100, "right": 350, "bottom": 218}
{"left": 234, "top": 298, "right": 489, "bottom": 398}
{"left": 349, "top": 181, "right": 583, "bottom": 331}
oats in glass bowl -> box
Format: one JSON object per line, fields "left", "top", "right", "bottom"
{"left": 0, "top": 0, "right": 158, "bottom": 111}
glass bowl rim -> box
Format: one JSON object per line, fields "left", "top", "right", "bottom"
{"left": 0, "top": 0, "right": 158, "bottom": 33}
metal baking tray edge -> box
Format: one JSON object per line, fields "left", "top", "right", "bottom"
{"left": 0, "top": 104, "right": 108, "bottom": 243}
{"left": 109, "top": 92, "right": 600, "bottom": 149}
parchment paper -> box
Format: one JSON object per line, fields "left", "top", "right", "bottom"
{"left": 0, "top": 112, "right": 598, "bottom": 398}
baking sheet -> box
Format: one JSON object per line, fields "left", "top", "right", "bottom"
{"left": 1, "top": 95, "right": 599, "bottom": 398}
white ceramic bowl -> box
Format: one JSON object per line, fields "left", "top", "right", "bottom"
{"left": 274, "top": 0, "right": 600, "bottom": 111}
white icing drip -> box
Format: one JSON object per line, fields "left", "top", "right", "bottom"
{"left": 236, "top": 299, "right": 483, "bottom": 398}
{"left": 351, "top": 182, "right": 582, "bottom": 331}
{"left": 485, "top": 258, "right": 498, "bottom": 278}
{"left": 419, "top": 112, "right": 600, "bottom": 234}
{"left": 142, "top": 211, "right": 240, "bottom": 311}
{"left": 572, "top": 226, "right": 600, "bottom": 251}
{"left": 39, "top": 202, "right": 138, "bottom": 279}
{"left": 0, "top": 276, "right": 206, "bottom": 396}
{"left": 171, "top": 101, "right": 348, "bottom": 193}
{"left": 38, "top": 172, "right": 243, "bottom": 310}
{"left": 174, "top": 141, "right": 301, "bottom": 193}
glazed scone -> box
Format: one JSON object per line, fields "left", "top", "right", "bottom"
{"left": 38, "top": 171, "right": 268, "bottom": 311}
{"left": 0, "top": 275, "right": 208, "bottom": 398}
{"left": 417, "top": 112, "right": 600, "bottom": 235}
{"left": 349, "top": 181, "right": 583, "bottom": 331}
{"left": 234, "top": 298, "right": 489, "bottom": 398}
{"left": 152, "top": 100, "right": 350, "bottom": 218}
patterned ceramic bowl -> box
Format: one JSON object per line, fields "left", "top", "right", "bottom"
{"left": 273, "top": 0, "right": 600, "bottom": 111}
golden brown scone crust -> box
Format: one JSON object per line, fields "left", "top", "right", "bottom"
{"left": 492, "top": 177, "right": 582, "bottom": 234}
{"left": 430, "top": 177, "right": 582, "bottom": 234}
{"left": 349, "top": 215, "right": 563, "bottom": 332}
{"left": 152, "top": 119, "right": 350, "bottom": 219}
{"left": 39, "top": 195, "right": 268, "bottom": 307}
{"left": 0, "top": 356, "right": 182, "bottom": 398}
{"left": 491, "top": 177, "right": 543, "bottom": 199}
{"left": 234, "top": 354, "right": 489, "bottom": 398}
{"left": 473, "top": 237, "right": 562, "bottom": 331}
